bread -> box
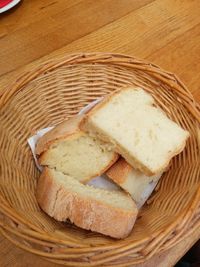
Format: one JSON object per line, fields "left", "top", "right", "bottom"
{"left": 106, "top": 158, "right": 162, "bottom": 205}
{"left": 81, "top": 87, "right": 189, "bottom": 175}
{"left": 36, "top": 115, "right": 118, "bottom": 182}
{"left": 37, "top": 167, "right": 138, "bottom": 239}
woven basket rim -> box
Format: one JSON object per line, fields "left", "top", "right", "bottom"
{"left": 0, "top": 205, "right": 199, "bottom": 265}
{"left": 1, "top": 52, "right": 200, "bottom": 119}
{"left": 0, "top": 52, "right": 200, "bottom": 265}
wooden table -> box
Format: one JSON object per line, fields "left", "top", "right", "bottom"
{"left": 0, "top": 1, "right": 199, "bottom": 266}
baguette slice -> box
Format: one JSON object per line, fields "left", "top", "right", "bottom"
{"left": 81, "top": 87, "right": 189, "bottom": 175}
{"left": 36, "top": 115, "right": 118, "bottom": 182}
{"left": 106, "top": 158, "right": 162, "bottom": 206}
{"left": 37, "top": 167, "right": 138, "bottom": 239}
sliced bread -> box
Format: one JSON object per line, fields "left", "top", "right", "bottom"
{"left": 81, "top": 87, "right": 189, "bottom": 175}
{"left": 106, "top": 158, "right": 162, "bottom": 205}
{"left": 37, "top": 167, "right": 138, "bottom": 239}
{"left": 36, "top": 115, "right": 118, "bottom": 182}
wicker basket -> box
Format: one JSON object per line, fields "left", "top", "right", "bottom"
{"left": 0, "top": 53, "right": 199, "bottom": 266}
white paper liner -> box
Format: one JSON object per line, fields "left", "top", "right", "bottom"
{"left": 28, "top": 99, "right": 157, "bottom": 208}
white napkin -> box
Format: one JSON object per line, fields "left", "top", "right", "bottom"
{"left": 28, "top": 99, "right": 157, "bottom": 208}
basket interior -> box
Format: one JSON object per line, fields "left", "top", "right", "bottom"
{"left": 0, "top": 60, "right": 199, "bottom": 251}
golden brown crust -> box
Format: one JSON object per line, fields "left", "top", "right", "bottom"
{"left": 37, "top": 167, "right": 137, "bottom": 239}
{"left": 106, "top": 157, "right": 132, "bottom": 184}
{"left": 36, "top": 114, "right": 84, "bottom": 155}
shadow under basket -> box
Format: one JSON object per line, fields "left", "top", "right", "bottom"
{"left": 0, "top": 53, "right": 199, "bottom": 266}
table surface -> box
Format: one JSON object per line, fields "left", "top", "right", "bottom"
{"left": 0, "top": 1, "right": 199, "bottom": 266}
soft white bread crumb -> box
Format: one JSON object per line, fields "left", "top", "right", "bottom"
{"left": 81, "top": 87, "right": 189, "bottom": 175}
{"left": 106, "top": 158, "right": 162, "bottom": 205}
{"left": 37, "top": 167, "right": 138, "bottom": 239}
{"left": 36, "top": 115, "right": 118, "bottom": 182}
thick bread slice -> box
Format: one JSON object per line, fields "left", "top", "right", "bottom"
{"left": 36, "top": 115, "right": 118, "bottom": 182}
{"left": 37, "top": 167, "right": 138, "bottom": 239}
{"left": 81, "top": 87, "right": 189, "bottom": 175}
{"left": 106, "top": 158, "right": 162, "bottom": 205}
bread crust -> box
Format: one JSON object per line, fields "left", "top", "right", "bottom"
{"left": 106, "top": 157, "right": 133, "bottom": 184}
{"left": 37, "top": 167, "right": 137, "bottom": 239}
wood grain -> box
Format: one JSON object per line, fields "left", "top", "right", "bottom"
{"left": 0, "top": 0, "right": 154, "bottom": 76}
{"left": 0, "top": 0, "right": 199, "bottom": 266}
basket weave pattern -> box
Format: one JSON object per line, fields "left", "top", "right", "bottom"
{"left": 0, "top": 53, "right": 199, "bottom": 266}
